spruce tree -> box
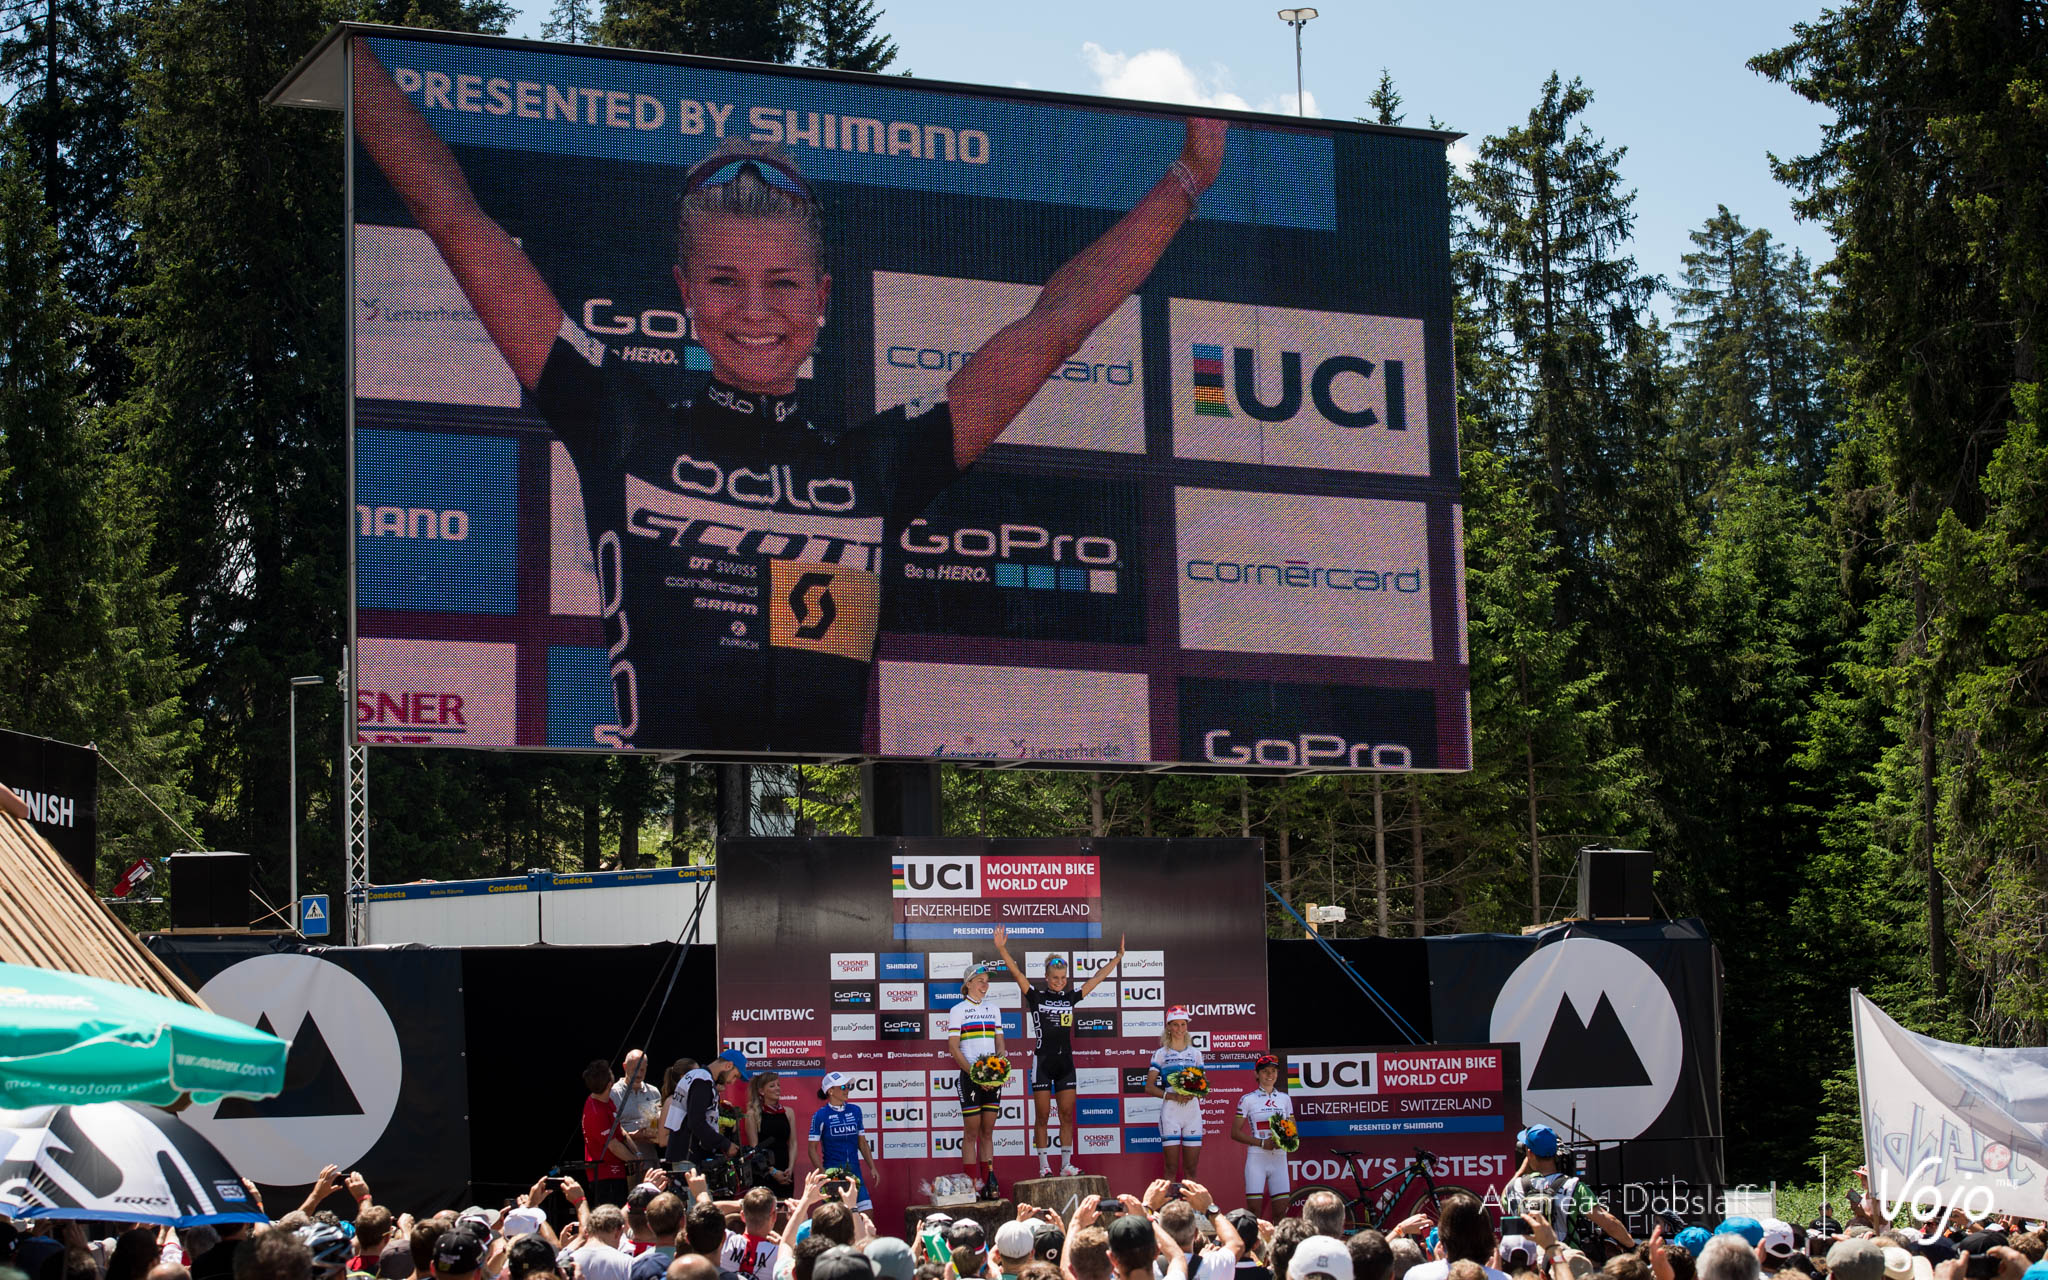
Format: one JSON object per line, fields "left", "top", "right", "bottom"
{"left": 799, "top": 0, "right": 897, "bottom": 72}
{"left": 1364, "top": 68, "right": 1403, "bottom": 125}
{"left": 541, "top": 0, "right": 596, "bottom": 42}
{"left": 596, "top": 0, "right": 797, "bottom": 62}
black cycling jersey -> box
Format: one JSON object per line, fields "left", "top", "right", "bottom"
{"left": 1024, "top": 982, "right": 1077, "bottom": 1061}
{"left": 533, "top": 318, "right": 961, "bottom": 753}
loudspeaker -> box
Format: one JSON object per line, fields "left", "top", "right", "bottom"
{"left": 169, "top": 852, "right": 252, "bottom": 930}
{"left": 1577, "top": 848, "right": 1654, "bottom": 921}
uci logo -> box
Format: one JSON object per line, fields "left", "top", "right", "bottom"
{"left": 1290, "top": 1053, "right": 1376, "bottom": 1096}
{"left": 1191, "top": 341, "right": 1404, "bottom": 430}
{"left": 893, "top": 856, "right": 978, "bottom": 897}
{"left": 724, "top": 1038, "right": 766, "bottom": 1057}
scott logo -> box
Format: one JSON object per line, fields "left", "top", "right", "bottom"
{"left": 1191, "top": 342, "right": 1405, "bottom": 431}
{"left": 789, "top": 573, "right": 836, "bottom": 640}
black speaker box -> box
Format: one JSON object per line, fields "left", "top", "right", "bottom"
{"left": 169, "top": 851, "right": 252, "bottom": 929}
{"left": 1577, "top": 847, "right": 1654, "bottom": 920}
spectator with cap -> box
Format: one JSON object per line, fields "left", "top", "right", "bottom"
{"left": 1504, "top": 1128, "right": 1603, "bottom": 1253}
{"left": 948, "top": 1221, "right": 990, "bottom": 1279}
{"left": 1108, "top": 1217, "right": 1159, "bottom": 1280}
{"left": 863, "top": 1240, "right": 913, "bottom": 1280}
{"left": 1757, "top": 1222, "right": 1798, "bottom": 1275}
{"left": 627, "top": 1194, "right": 687, "bottom": 1280}
{"left": 810, "top": 1247, "right": 874, "bottom": 1280}
{"left": 669, "top": 1053, "right": 751, "bottom": 1171}
{"left": 1288, "top": 1239, "right": 1352, "bottom": 1280}
{"left": 994, "top": 1221, "right": 1039, "bottom": 1280}
{"left": 430, "top": 1228, "right": 486, "bottom": 1280}
{"left": 1226, "top": 1213, "right": 1273, "bottom": 1280}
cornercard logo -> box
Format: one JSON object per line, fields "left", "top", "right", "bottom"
{"left": 882, "top": 1131, "right": 926, "bottom": 1159}
{"left": 1170, "top": 298, "right": 1429, "bottom": 476}
{"left": 1175, "top": 488, "right": 1434, "bottom": 662}
{"left": 830, "top": 954, "right": 878, "bottom": 979}
{"left": 1287, "top": 1053, "right": 1377, "bottom": 1096}
{"left": 1123, "top": 1008, "right": 1165, "bottom": 1038}
{"left": 873, "top": 272, "right": 1145, "bottom": 454}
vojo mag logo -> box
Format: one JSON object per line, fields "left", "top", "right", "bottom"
{"left": 892, "top": 855, "right": 978, "bottom": 898}
{"left": 1285, "top": 1052, "right": 1378, "bottom": 1097}
{"left": 898, "top": 519, "right": 1122, "bottom": 596}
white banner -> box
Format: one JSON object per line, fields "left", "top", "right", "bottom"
{"left": 1854, "top": 990, "right": 2048, "bottom": 1220}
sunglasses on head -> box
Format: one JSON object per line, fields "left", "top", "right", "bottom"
{"left": 682, "top": 154, "right": 819, "bottom": 205}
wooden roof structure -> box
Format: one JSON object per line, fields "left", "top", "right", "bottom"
{"left": 0, "top": 789, "right": 205, "bottom": 1006}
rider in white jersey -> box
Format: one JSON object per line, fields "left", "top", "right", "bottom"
{"left": 1231, "top": 1053, "right": 1294, "bottom": 1216}
{"left": 1147, "top": 1005, "right": 1206, "bottom": 1180}
{"left": 947, "top": 963, "right": 1007, "bottom": 1199}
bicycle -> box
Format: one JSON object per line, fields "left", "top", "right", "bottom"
{"left": 1285, "top": 1146, "right": 1481, "bottom": 1234}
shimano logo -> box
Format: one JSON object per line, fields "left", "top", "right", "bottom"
{"left": 1185, "top": 559, "right": 1421, "bottom": 592}
{"left": 671, "top": 455, "right": 852, "bottom": 511}
{"left": 887, "top": 344, "right": 1133, "bottom": 387}
{"left": 1203, "top": 731, "right": 1414, "bottom": 769}
{"left": 356, "top": 504, "right": 470, "bottom": 541}
{"left": 731, "top": 1008, "right": 816, "bottom": 1022}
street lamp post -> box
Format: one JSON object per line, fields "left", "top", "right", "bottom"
{"left": 1276, "top": 8, "right": 1319, "bottom": 118}
{"left": 288, "top": 675, "right": 324, "bottom": 931}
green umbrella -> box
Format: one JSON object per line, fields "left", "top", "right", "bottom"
{"left": 0, "top": 961, "right": 289, "bottom": 1107}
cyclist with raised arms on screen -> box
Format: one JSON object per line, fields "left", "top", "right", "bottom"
{"left": 990, "top": 927, "right": 1126, "bottom": 1176}
{"left": 350, "top": 42, "right": 1228, "bottom": 753}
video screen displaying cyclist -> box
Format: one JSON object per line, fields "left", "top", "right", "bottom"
{"left": 991, "top": 927, "right": 1125, "bottom": 1176}
{"left": 351, "top": 41, "right": 1227, "bottom": 753}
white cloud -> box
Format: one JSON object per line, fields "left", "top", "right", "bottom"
{"left": 1080, "top": 43, "right": 1316, "bottom": 118}
{"left": 1447, "top": 138, "right": 1479, "bottom": 176}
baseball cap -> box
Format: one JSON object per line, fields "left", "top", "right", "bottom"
{"left": 1107, "top": 1215, "right": 1155, "bottom": 1256}
{"left": 812, "top": 1246, "right": 876, "bottom": 1280}
{"left": 1956, "top": 1234, "right": 2007, "bottom": 1259}
{"left": 1500, "top": 1237, "right": 1540, "bottom": 1269}
{"left": 1913, "top": 1241, "right": 1959, "bottom": 1266}
{"left": 1287, "top": 1236, "right": 1354, "bottom": 1280}
{"left": 818, "top": 1070, "right": 852, "bottom": 1099}
{"left": 2021, "top": 1263, "right": 2048, "bottom": 1280}
{"left": 1165, "top": 1006, "right": 1191, "bottom": 1024}
{"left": 947, "top": 1219, "right": 988, "bottom": 1253}
{"left": 716, "top": 1047, "right": 751, "bottom": 1080}
{"left": 1516, "top": 1125, "right": 1559, "bottom": 1158}
{"left": 1675, "top": 1228, "right": 1712, "bottom": 1258}
{"left": 994, "top": 1221, "right": 1038, "bottom": 1262}
{"left": 1827, "top": 1238, "right": 1888, "bottom": 1280}
{"left": 433, "top": 1230, "right": 487, "bottom": 1275}
{"left": 1033, "top": 1226, "right": 1065, "bottom": 1263}
{"left": 502, "top": 1208, "right": 547, "bottom": 1239}
{"left": 865, "top": 1239, "right": 915, "bottom": 1280}
{"left": 376, "top": 1243, "right": 415, "bottom": 1280}
{"left": 1718, "top": 1217, "right": 1765, "bottom": 1249}
{"left": 1761, "top": 1219, "right": 1796, "bottom": 1258}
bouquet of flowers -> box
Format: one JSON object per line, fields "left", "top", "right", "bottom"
{"left": 1166, "top": 1067, "right": 1209, "bottom": 1099}
{"left": 1270, "top": 1114, "right": 1300, "bottom": 1153}
{"left": 967, "top": 1054, "right": 1012, "bottom": 1089}
{"left": 718, "top": 1101, "right": 742, "bottom": 1133}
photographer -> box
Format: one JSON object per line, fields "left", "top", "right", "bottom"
{"left": 1500, "top": 1128, "right": 1632, "bottom": 1258}
{"left": 666, "top": 1052, "right": 752, "bottom": 1170}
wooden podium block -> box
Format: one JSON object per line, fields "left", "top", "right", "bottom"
{"left": 903, "top": 1199, "right": 1013, "bottom": 1244}
{"left": 1010, "top": 1175, "right": 1112, "bottom": 1213}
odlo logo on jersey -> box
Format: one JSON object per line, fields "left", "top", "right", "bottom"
{"left": 1190, "top": 342, "right": 1406, "bottom": 431}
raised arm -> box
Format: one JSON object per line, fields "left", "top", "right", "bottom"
{"left": 350, "top": 39, "right": 562, "bottom": 390}
{"left": 946, "top": 119, "right": 1226, "bottom": 469}
{"left": 1075, "top": 934, "right": 1126, "bottom": 1001}
{"left": 990, "top": 927, "right": 1030, "bottom": 999}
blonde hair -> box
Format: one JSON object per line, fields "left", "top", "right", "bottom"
{"left": 1160, "top": 1025, "right": 1191, "bottom": 1049}
{"left": 676, "top": 140, "right": 825, "bottom": 275}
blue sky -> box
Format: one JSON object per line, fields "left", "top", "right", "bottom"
{"left": 512, "top": 0, "right": 1838, "bottom": 305}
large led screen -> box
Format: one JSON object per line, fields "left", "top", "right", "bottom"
{"left": 343, "top": 28, "right": 1470, "bottom": 769}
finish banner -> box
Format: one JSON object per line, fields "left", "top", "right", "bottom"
{"left": 1278, "top": 1045, "right": 1521, "bottom": 1213}
{"left": 318, "top": 24, "right": 1470, "bottom": 769}
{"left": 0, "top": 728, "right": 98, "bottom": 888}
{"left": 719, "top": 838, "right": 1268, "bottom": 1223}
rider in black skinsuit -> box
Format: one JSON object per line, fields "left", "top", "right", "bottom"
{"left": 992, "top": 926, "right": 1126, "bottom": 1176}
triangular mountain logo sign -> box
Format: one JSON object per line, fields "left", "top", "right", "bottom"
{"left": 1528, "top": 992, "right": 1654, "bottom": 1090}
{"left": 217, "top": 1011, "right": 366, "bottom": 1119}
